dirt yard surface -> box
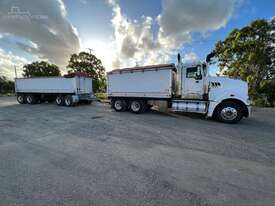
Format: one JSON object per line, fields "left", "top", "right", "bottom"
{"left": 0, "top": 96, "right": 275, "bottom": 206}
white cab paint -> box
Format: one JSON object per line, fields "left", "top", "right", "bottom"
{"left": 206, "top": 76, "right": 249, "bottom": 117}
{"left": 181, "top": 64, "right": 205, "bottom": 99}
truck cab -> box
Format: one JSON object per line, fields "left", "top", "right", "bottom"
{"left": 173, "top": 58, "right": 250, "bottom": 123}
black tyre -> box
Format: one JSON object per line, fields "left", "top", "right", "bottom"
{"left": 216, "top": 102, "right": 243, "bottom": 123}
{"left": 64, "top": 95, "right": 73, "bottom": 107}
{"left": 26, "top": 94, "right": 37, "bottom": 104}
{"left": 130, "top": 100, "right": 145, "bottom": 114}
{"left": 147, "top": 104, "right": 153, "bottom": 111}
{"left": 56, "top": 96, "right": 64, "bottom": 106}
{"left": 142, "top": 104, "right": 152, "bottom": 112}
{"left": 112, "top": 99, "right": 127, "bottom": 112}
{"left": 17, "top": 94, "right": 26, "bottom": 104}
{"left": 84, "top": 100, "right": 92, "bottom": 104}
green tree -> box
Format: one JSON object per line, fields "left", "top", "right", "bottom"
{"left": 258, "top": 79, "right": 275, "bottom": 106}
{"left": 0, "top": 76, "right": 14, "bottom": 94}
{"left": 213, "top": 18, "right": 275, "bottom": 103}
{"left": 23, "top": 61, "right": 61, "bottom": 77}
{"left": 67, "top": 52, "right": 106, "bottom": 92}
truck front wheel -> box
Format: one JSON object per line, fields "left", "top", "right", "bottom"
{"left": 130, "top": 100, "right": 145, "bottom": 114}
{"left": 112, "top": 99, "right": 127, "bottom": 112}
{"left": 216, "top": 102, "right": 243, "bottom": 123}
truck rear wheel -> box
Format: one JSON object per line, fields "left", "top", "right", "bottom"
{"left": 17, "top": 94, "right": 26, "bottom": 104}
{"left": 130, "top": 100, "right": 145, "bottom": 114}
{"left": 56, "top": 96, "right": 64, "bottom": 106}
{"left": 64, "top": 95, "right": 73, "bottom": 107}
{"left": 26, "top": 95, "right": 37, "bottom": 104}
{"left": 216, "top": 102, "right": 243, "bottom": 123}
{"left": 112, "top": 99, "right": 127, "bottom": 112}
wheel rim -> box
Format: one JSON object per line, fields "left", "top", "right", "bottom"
{"left": 18, "top": 96, "right": 23, "bottom": 103}
{"left": 221, "top": 107, "right": 238, "bottom": 121}
{"left": 27, "top": 96, "right": 32, "bottom": 103}
{"left": 131, "top": 101, "right": 140, "bottom": 112}
{"left": 56, "top": 97, "right": 62, "bottom": 105}
{"left": 65, "top": 98, "right": 71, "bottom": 106}
{"left": 114, "top": 100, "right": 122, "bottom": 110}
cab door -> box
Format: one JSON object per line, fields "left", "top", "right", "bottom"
{"left": 182, "top": 65, "right": 204, "bottom": 99}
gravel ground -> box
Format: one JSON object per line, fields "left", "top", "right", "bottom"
{"left": 0, "top": 96, "right": 275, "bottom": 206}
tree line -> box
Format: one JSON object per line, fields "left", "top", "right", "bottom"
{"left": 1, "top": 18, "right": 274, "bottom": 106}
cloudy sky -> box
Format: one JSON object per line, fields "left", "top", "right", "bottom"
{"left": 0, "top": 0, "right": 274, "bottom": 78}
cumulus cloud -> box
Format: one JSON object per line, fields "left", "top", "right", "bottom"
{"left": 108, "top": 0, "right": 167, "bottom": 68}
{"left": 183, "top": 52, "right": 198, "bottom": 63}
{"left": 158, "top": 0, "right": 235, "bottom": 48}
{"left": 0, "top": 0, "right": 80, "bottom": 69}
{"left": 0, "top": 48, "right": 29, "bottom": 79}
{"left": 0, "top": 0, "right": 238, "bottom": 76}
{"left": 107, "top": 0, "right": 236, "bottom": 69}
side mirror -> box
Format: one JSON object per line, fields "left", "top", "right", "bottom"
{"left": 206, "top": 52, "right": 215, "bottom": 63}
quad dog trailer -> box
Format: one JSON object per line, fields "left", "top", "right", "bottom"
{"left": 15, "top": 73, "right": 95, "bottom": 106}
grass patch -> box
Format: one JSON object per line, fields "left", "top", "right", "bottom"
{"left": 0, "top": 93, "right": 15, "bottom": 97}
{"left": 95, "top": 93, "right": 108, "bottom": 101}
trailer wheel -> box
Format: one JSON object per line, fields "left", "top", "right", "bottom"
{"left": 56, "top": 96, "right": 64, "bottom": 106}
{"left": 26, "top": 95, "right": 37, "bottom": 104}
{"left": 64, "top": 95, "right": 73, "bottom": 107}
{"left": 112, "top": 99, "right": 127, "bottom": 112}
{"left": 130, "top": 100, "right": 145, "bottom": 114}
{"left": 17, "top": 94, "right": 26, "bottom": 104}
{"left": 216, "top": 102, "right": 243, "bottom": 123}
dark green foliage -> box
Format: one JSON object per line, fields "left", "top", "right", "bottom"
{"left": 258, "top": 79, "right": 275, "bottom": 106}
{"left": 213, "top": 18, "right": 275, "bottom": 105}
{"left": 0, "top": 76, "right": 14, "bottom": 94}
{"left": 67, "top": 52, "right": 106, "bottom": 92}
{"left": 23, "top": 61, "right": 61, "bottom": 77}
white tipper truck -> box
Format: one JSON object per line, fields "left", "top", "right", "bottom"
{"left": 15, "top": 73, "right": 95, "bottom": 106}
{"left": 107, "top": 54, "right": 250, "bottom": 123}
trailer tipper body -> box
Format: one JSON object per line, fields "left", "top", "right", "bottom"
{"left": 107, "top": 56, "right": 250, "bottom": 123}
{"left": 15, "top": 73, "right": 95, "bottom": 106}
